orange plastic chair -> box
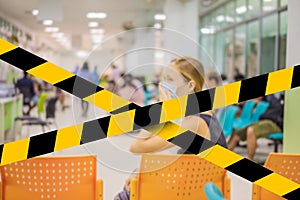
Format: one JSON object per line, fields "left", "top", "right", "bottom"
{"left": 0, "top": 155, "right": 103, "bottom": 200}
{"left": 130, "top": 154, "right": 230, "bottom": 200}
{"left": 252, "top": 153, "right": 300, "bottom": 200}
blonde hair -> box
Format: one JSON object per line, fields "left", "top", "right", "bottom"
{"left": 171, "top": 56, "right": 205, "bottom": 92}
{"left": 206, "top": 70, "right": 222, "bottom": 84}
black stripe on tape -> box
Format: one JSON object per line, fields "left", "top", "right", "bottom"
{"left": 238, "top": 74, "right": 268, "bottom": 102}
{"left": 185, "top": 88, "right": 215, "bottom": 116}
{"left": 133, "top": 103, "right": 162, "bottom": 129}
{"left": 291, "top": 65, "right": 300, "bottom": 89}
{"left": 110, "top": 103, "right": 140, "bottom": 115}
{"left": 168, "top": 130, "right": 215, "bottom": 154}
{"left": 27, "top": 131, "right": 58, "bottom": 158}
{"left": 54, "top": 75, "right": 103, "bottom": 99}
{"left": 225, "top": 158, "right": 273, "bottom": 182}
{"left": 0, "top": 144, "right": 3, "bottom": 163}
{"left": 282, "top": 187, "right": 300, "bottom": 200}
{"left": 0, "top": 48, "right": 46, "bottom": 71}
{"left": 80, "top": 116, "right": 111, "bottom": 144}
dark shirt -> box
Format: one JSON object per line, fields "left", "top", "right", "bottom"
{"left": 16, "top": 77, "right": 35, "bottom": 96}
{"left": 16, "top": 77, "right": 35, "bottom": 104}
{"left": 260, "top": 94, "right": 284, "bottom": 129}
{"left": 234, "top": 73, "right": 245, "bottom": 81}
{"left": 177, "top": 113, "right": 227, "bottom": 154}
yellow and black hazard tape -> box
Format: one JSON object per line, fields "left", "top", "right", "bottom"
{"left": 0, "top": 38, "right": 131, "bottom": 113}
{"left": 1, "top": 38, "right": 300, "bottom": 199}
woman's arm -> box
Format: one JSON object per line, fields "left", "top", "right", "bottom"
{"left": 129, "top": 129, "right": 174, "bottom": 153}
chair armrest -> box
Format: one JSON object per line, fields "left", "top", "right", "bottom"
{"left": 252, "top": 184, "right": 260, "bottom": 200}
{"left": 96, "top": 179, "right": 103, "bottom": 200}
{"left": 130, "top": 178, "right": 137, "bottom": 200}
{"left": 224, "top": 176, "right": 231, "bottom": 200}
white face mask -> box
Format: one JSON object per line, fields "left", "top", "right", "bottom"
{"left": 160, "top": 81, "right": 178, "bottom": 99}
{"left": 160, "top": 81, "right": 185, "bottom": 123}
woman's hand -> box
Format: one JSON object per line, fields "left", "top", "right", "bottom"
{"left": 125, "top": 178, "right": 131, "bottom": 191}
{"left": 158, "top": 84, "right": 172, "bottom": 101}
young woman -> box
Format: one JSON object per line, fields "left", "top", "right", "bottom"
{"left": 114, "top": 57, "right": 227, "bottom": 199}
{"left": 129, "top": 56, "right": 227, "bottom": 154}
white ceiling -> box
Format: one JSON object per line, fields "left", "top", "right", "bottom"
{"left": 0, "top": 0, "right": 226, "bottom": 50}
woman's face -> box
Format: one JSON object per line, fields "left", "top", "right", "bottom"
{"left": 161, "top": 63, "right": 195, "bottom": 97}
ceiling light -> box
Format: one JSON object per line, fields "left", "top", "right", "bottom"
{"left": 76, "top": 51, "right": 89, "bottom": 58}
{"left": 216, "top": 15, "right": 225, "bottom": 22}
{"left": 264, "top": 0, "right": 273, "bottom": 2}
{"left": 44, "top": 27, "right": 59, "bottom": 33}
{"left": 56, "top": 36, "right": 67, "bottom": 41}
{"left": 57, "top": 37, "right": 68, "bottom": 43}
{"left": 263, "top": 6, "right": 275, "bottom": 11}
{"left": 51, "top": 32, "right": 64, "bottom": 38}
{"left": 155, "top": 52, "right": 164, "bottom": 58}
{"left": 88, "top": 22, "right": 99, "bottom": 27}
{"left": 90, "top": 29, "right": 104, "bottom": 34}
{"left": 200, "top": 27, "right": 215, "bottom": 34}
{"left": 86, "top": 12, "right": 107, "bottom": 19}
{"left": 154, "top": 23, "right": 162, "bottom": 29}
{"left": 154, "top": 14, "right": 166, "bottom": 20}
{"left": 91, "top": 34, "right": 103, "bottom": 44}
{"left": 43, "top": 20, "right": 53, "bottom": 26}
{"left": 236, "top": 6, "right": 247, "bottom": 14}
{"left": 32, "top": 9, "right": 39, "bottom": 16}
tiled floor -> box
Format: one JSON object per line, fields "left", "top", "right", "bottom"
{"left": 9, "top": 93, "right": 283, "bottom": 199}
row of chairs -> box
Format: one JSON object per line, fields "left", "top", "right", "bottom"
{"left": 12, "top": 92, "right": 58, "bottom": 140}
{"left": 218, "top": 100, "right": 283, "bottom": 152}
{"left": 1, "top": 153, "right": 298, "bottom": 200}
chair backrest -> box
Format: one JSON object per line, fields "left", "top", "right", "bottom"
{"left": 239, "top": 100, "right": 256, "bottom": 120}
{"left": 255, "top": 153, "right": 300, "bottom": 200}
{"left": 136, "top": 154, "right": 228, "bottom": 200}
{"left": 264, "top": 153, "right": 300, "bottom": 183}
{"left": 219, "top": 106, "right": 239, "bottom": 137}
{"left": 251, "top": 101, "right": 270, "bottom": 123}
{"left": 37, "top": 92, "right": 48, "bottom": 114}
{"left": 0, "top": 155, "right": 97, "bottom": 200}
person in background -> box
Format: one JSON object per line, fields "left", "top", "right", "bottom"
{"left": 233, "top": 68, "right": 245, "bottom": 81}
{"left": 143, "top": 85, "right": 151, "bottom": 106}
{"left": 221, "top": 74, "right": 229, "bottom": 85}
{"left": 116, "top": 74, "right": 145, "bottom": 106}
{"left": 130, "top": 57, "right": 227, "bottom": 154}
{"left": 16, "top": 72, "right": 36, "bottom": 115}
{"left": 77, "top": 62, "right": 93, "bottom": 117}
{"left": 56, "top": 88, "right": 69, "bottom": 111}
{"left": 206, "top": 71, "right": 222, "bottom": 89}
{"left": 73, "top": 65, "right": 80, "bottom": 74}
{"left": 227, "top": 94, "right": 284, "bottom": 160}
{"left": 107, "top": 64, "right": 122, "bottom": 84}
{"left": 92, "top": 66, "right": 99, "bottom": 85}
{"left": 114, "top": 169, "right": 138, "bottom": 200}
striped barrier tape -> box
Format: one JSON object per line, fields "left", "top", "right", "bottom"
{"left": 0, "top": 38, "right": 131, "bottom": 113}
{"left": 0, "top": 38, "right": 299, "bottom": 199}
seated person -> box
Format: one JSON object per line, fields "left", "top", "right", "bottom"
{"left": 16, "top": 72, "right": 37, "bottom": 115}
{"left": 121, "top": 57, "right": 227, "bottom": 199}
{"left": 227, "top": 94, "right": 284, "bottom": 160}
{"left": 114, "top": 169, "right": 138, "bottom": 200}
{"left": 116, "top": 74, "right": 145, "bottom": 107}
{"left": 129, "top": 56, "right": 227, "bottom": 154}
